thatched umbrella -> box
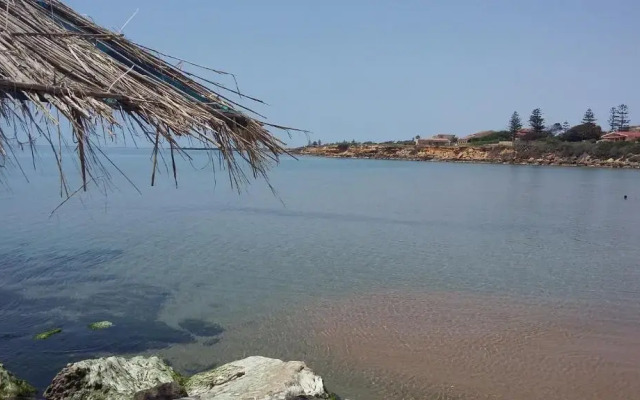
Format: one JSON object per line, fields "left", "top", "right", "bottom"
{"left": 0, "top": 0, "right": 295, "bottom": 195}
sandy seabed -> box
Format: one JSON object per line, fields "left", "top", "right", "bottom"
{"left": 160, "top": 290, "right": 640, "bottom": 400}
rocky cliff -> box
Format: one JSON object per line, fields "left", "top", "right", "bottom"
{"left": 293, "top": 144, "right": 640, "bottom": 168}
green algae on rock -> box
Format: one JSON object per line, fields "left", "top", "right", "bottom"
{"left": 0, "top": 362, "right": 37, "bottom": 399}
{"left": 34, "top": 328, "right": 62, "bottom": 340}
{"left": 88, "top": 321, "right": 114, "bottom": 330}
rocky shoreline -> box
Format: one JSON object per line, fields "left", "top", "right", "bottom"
{"left": 292, "top": 144, "right": 640, "bottom": 169}
{"left": 1, "top": 356, "right": 344, "bottom": 400}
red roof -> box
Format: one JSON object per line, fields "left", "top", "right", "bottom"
{"left": 602, "top": 132, "right": 626, "bottom": 138}
{"left": 620, "top": 131, "right": 640, "bottom": 139}
{"left": 600, "top": 131, "right": 640, "bottom": 141}
{"left": 605, "top": 131, "right": 640, "bottom": 139}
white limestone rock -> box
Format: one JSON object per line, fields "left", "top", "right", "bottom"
{"left": 44, "top": 356, "right": 178, "bottom": 400}
{"left": 184, "top": 356, "right": 330, "bottom": 400}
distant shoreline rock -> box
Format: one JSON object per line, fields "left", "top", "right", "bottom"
{"left": 1, "top": 356, "right": 344, "bottom": 400}
{"left": 292, "top": 144, "right": 640, "bottom": 169}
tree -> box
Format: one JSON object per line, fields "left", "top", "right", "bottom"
{"left": 311, "top": 140, "right": 318, "bottom": 146}
{"left": 559, "top": 123, "right": 603, "bottom": 142}
{"left": 526, "top": 108, "right": 546, "bottom": 140}
{"left": 549, "top": 122, "right": 563, "bottom": 136}
{"left": 318, "top": 139, "right": 322, "bottom": 146}
{"left": 608, "top": 107, "right": 619, "bottom": 132}
{"left": 562, "top": 121, "right": 570, "bottom": 133}
{"left": 582, "top": 108, "right": 596, "bottom": 125}
{"left": 508, "top": 111, "right": 522, "bottom": 141}
{"left": 617, "top": 104, "right": 630, "bottom": 131}
{"left": 415, "top": 135, "right": 421, "bottom": 140}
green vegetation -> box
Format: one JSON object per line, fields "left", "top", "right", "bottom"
{"left": 469, "top": 130, "right": 511, "bottom": 145}
{"left": 525, "top": 108, "right": 548, "bottom": 140}
{"left": 88, "top": 321, "right": 114, "bottom": 330}
{"left": 171, "top": 369, "right": 189, "bottom": 387}
{"left": 608, "top": 104, "right": 630, "bottom": 131}
{"left": 336, "top": 141, "right": 350, "bottom": 152}
{"left": 0, "top": 363, "right": 37, "bottom": 399}
{"left": 508, "top": 111, "right": 522, "bottom": 141}
{"left": 558, "top": 123, "right": 603, "bottom": 142}
{"left": 516, "top": 139, "right": 640, "bottom": 159}
{"left": 618, "top": 104, "right": 630, "bottom": 131}
{"left": 34, "top": 328, "right": 62, "bottom": 340}
{"left": 608, "top": 107, "right": 619, "bottom": 132}
{"left": 582, "top": 108, "right": 596, "bottom": 124}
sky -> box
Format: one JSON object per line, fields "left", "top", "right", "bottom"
{"left": 66, "top": 0, "right": 640, "bottom": 146}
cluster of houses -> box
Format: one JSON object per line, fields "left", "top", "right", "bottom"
{"left": 414, "top": 131, "right": 516, "bottom": 147}
{"left": 414, "top": 127, "right": 640, "bottom": 147}
{"left": 414, "top": 134, "right": 458, "bottom": 147}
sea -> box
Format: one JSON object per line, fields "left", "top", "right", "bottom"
{"left": 1, "top": 147, "right": 639, "bottom": 400}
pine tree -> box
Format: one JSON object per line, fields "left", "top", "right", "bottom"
{"left": 508, "top": 111, "right": 522, "bottom": 141}
{"left": 549, "top": 123, "right": 563, "bottom": 135}
{"left": 608, "top": 107, "right": 619, "bottom": 132}
{"left": 562, "top": 121, "right": 570, "bottom": 133}
{"left": 617, "top": 104, "right": 630, "bottom": 131}
{"left": 582, "top": 108, "right": 596, "bottom": 125}
{"left": 529, "top": 108, "right": 545, "bottom": 134}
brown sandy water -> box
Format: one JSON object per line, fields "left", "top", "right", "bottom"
{"left": 303, "top": 291, "right": 640, "bottom": 399}
{"left": 160, "top": 290, "right": 640, "bottom": 400}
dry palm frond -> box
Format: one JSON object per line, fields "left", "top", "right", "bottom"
{"left": 0, "top": 0, "right": 297, "bottom": 193}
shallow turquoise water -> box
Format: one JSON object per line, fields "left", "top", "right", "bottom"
{"left": 1, "top": 148, "right": 639, "bottom": 398}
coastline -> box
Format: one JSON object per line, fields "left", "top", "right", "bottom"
{"left": 291, "top": 144, "right": 640, "bottom": 169}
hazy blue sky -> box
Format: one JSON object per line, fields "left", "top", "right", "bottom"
{"left": 67, "top": 0, "right": 640, "bottom": 146}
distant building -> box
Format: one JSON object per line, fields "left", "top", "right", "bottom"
{"left": 415, "top": 137, "right": 452, "bottom": 147}
{"left": 515, "top": 128, "right": 532, "bottom": 139}
{"left": 600, "top": 131, "right": 640, "bottom": 142}
{"left": 434, "top": 134, "right": 457, "bottom": 141}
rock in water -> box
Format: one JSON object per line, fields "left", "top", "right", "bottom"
{"left": 133, "top": 382, "right": 187, "bottom": 400}
{"left": 44, "top": 356, "right": 177, "bottom": 400}
{"left": 88, "top": 321, "right": 114, "bottom": 330}
{"left": 184, "top": 356, "right": 329, "bottom": 400}
{"left": 0, "top": 362, "right": 37, "bottom": 399}
{"left": 34, "top": 328, "right": 62, "bottom": 340}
